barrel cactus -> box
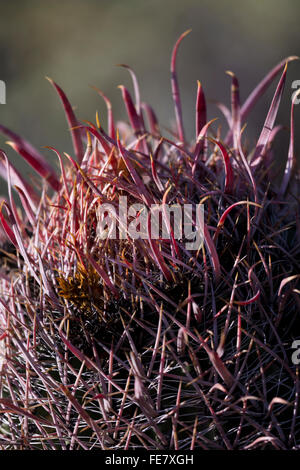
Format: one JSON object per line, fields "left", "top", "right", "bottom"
{"left": 0, "top": 31, "right": 299, "bottom": 450}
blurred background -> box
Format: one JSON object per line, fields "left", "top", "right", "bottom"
{"left": 0, "top": 0, "right": 300, "bottom": 194}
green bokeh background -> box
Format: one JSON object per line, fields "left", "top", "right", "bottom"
{"left": 0, "top": 0, "right": 300, "bottom": 194}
